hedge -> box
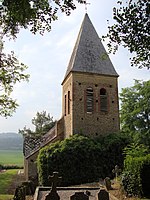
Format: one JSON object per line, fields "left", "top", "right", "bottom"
{"left": 0, "top": 164, "right": 23, "bottom": 170}
{"left": 37, "top": 133, "right": 130, "bottom": 186}
{"left": 122, "top": 154, "right": 150, "bottom": 197}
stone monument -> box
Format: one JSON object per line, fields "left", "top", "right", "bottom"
{"left": 44, "top": 172, "right": 62, "bottom": 200}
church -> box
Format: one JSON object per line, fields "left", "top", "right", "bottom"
{"left": 23, "top": 14, "right": 120, "bottom": 181}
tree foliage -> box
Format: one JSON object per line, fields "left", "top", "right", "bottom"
{"left": 19, "top": 111, "right": 56, "bottom": 137}
{"left": 0, "top": 39, "right": 29, "bottom": 117}
{"left": 120, "top": 81, "right": 150, "bottom": 197}
{"left": 123, "top": 143, "right": 149, "bottom": 158}
{"left": 0, "top": 0, "right": 85, "bottom": 117}
{"left": 0, "top": 0, "right": 85, "bottom": 38}
{"left": 120, "top": 80, "right": 150, "bottom": 146}
{"left": 104, "top": 0, "right": 150, "bottom": 69}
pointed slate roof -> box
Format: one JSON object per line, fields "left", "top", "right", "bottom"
{"left": 62, "top": 14, "right": 118, "bottom": 83}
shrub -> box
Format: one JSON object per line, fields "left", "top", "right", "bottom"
{"left": 122, "top": 154, "right": 150, "bottom": 197}
{"left": 2, "top": 165, "right": 23, "bottom": 170}
{"left": 0, "top": 164, "right": 23, "bottom": 170}
{"left": 38, "top": 133, "right": 130, "bottom": 186}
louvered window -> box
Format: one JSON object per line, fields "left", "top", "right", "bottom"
{"left": 100, "top": 88, "right": 107, "bottom": 112}
{"left": 86, "top": 87, "right": 93, "bottom": 113}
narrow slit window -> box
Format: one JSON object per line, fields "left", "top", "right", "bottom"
{"left": 65, "top": 95, "right": 67, "bottom": 116}
{"left": 68, "top": 91, "right": 70, "bottom": 114}
{"left": 100, "top": 88, "right": 107, "bottom": 112}
{"left": 86, "top": 87, "right": 94, "bottom": 113}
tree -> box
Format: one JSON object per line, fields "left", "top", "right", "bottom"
{"left": 0, "top": 0, "right": 85, "bottom": 117}
{"left": 120, "top": 80, "right": 150, "bottom": 146}
{"left": 0, "top": 0, "right": 85, "bottom": 38}
{"left": 0, "top": 38, "right": 29, "bottom": 117}
{"left": 123, "top": 143, "right": 149, "bottom": 158}
{"left": 32, "top": 111, "right": 56, "bottom": 135}
{"left": 19, "top": 111, "right": 56, "bottom": 137}
{"left": 104, "top": 0, "right": 150, "bottom": 69}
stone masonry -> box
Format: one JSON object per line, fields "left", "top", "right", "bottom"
{"left": 62, "top": 72, "right": 119, "bottom": 137}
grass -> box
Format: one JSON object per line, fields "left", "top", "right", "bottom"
{"left": 0, "top": 194, "right": 13, "bottom": 200}
{"left": 0, "top": 194, "right": 32, "bottom": 200}
{"left": 0, "top": 169, "right": 29, "bottom": 200}
{"left": 0, "top": 150, "right": 23, "bottom": 166}
{"left": 0, "top": 151, "right": 24, "bottom": 198}
{"left": 0, "top": 169, "right": 18, "bottom": 194}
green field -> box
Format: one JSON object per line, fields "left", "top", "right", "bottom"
{"left": 0, "top": 150, "right": 23, "bottom": 166}
{"left": 0, "top": 169, "right": 18, "bottom": 194}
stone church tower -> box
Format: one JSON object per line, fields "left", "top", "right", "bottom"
{"left": 23, "top": 14, "right": 120, "bottom": 181}
{"left": 62, "top": 14, "right": 120, "bottom": 138}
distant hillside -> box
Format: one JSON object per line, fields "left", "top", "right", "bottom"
{"left": 0, "top": 132, "right": 23, "bottom": 151}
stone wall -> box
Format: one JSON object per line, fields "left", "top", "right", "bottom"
{"left": 62, "top": 73, "right": 73, "bottom": 138}
{"left": 27, "top": 151, "right": 39, "bottom": 180}
{"left": 56, "top": 117, "right": 65, "bottom": 138}
{"left": 63, "top": 72, "right": 120, "bottom": 137}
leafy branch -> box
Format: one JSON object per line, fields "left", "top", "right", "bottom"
{"left": 103, "top": 0, "right": 150, "bottom": 69}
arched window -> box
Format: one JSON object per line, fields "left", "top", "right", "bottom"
{"left": 100, "top": 88, "right": 107, "bottom": 112}
{"left": 86, "top": 87, "right": 94, "bottom": 113}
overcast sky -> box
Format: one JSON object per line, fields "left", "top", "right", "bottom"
{"left": 0, "top": 0, "right": 149, "bottom": 133}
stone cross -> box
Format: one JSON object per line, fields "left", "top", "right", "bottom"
{"left": 45, "top": 172, "right": 62, "bottom": 200}
{"left": 112, "top": 165, "right": 121, "bottom": 181}
{"left": 48, "top": 172, "right": 62, "bottom": 192}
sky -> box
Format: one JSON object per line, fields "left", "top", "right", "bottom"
{"left": 0, "top": 0, "right": 149, "bottom": 133}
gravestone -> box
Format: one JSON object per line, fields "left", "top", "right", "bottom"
{"left": 44, "top": 172, "right": 62, "bottom": 200}
{"left": 13, "top": 185, "right": 26, "bottom": 200}
{"left": 70, "top": 192, "right": 89, "bottom": 200}
{"left": 104, "top": 177, "right": 112, "bottom": 190}
{"left": 45, "top": 191, "right": 60, "bottom": 200}
{"left": 34, "top": 173, "right": 104, "bottom": 200}
{"left": 97, "top": 189, "right": 109, "bottom": 200}
{"left": 34, "top": 187, "right": 100, "bottom": 200}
